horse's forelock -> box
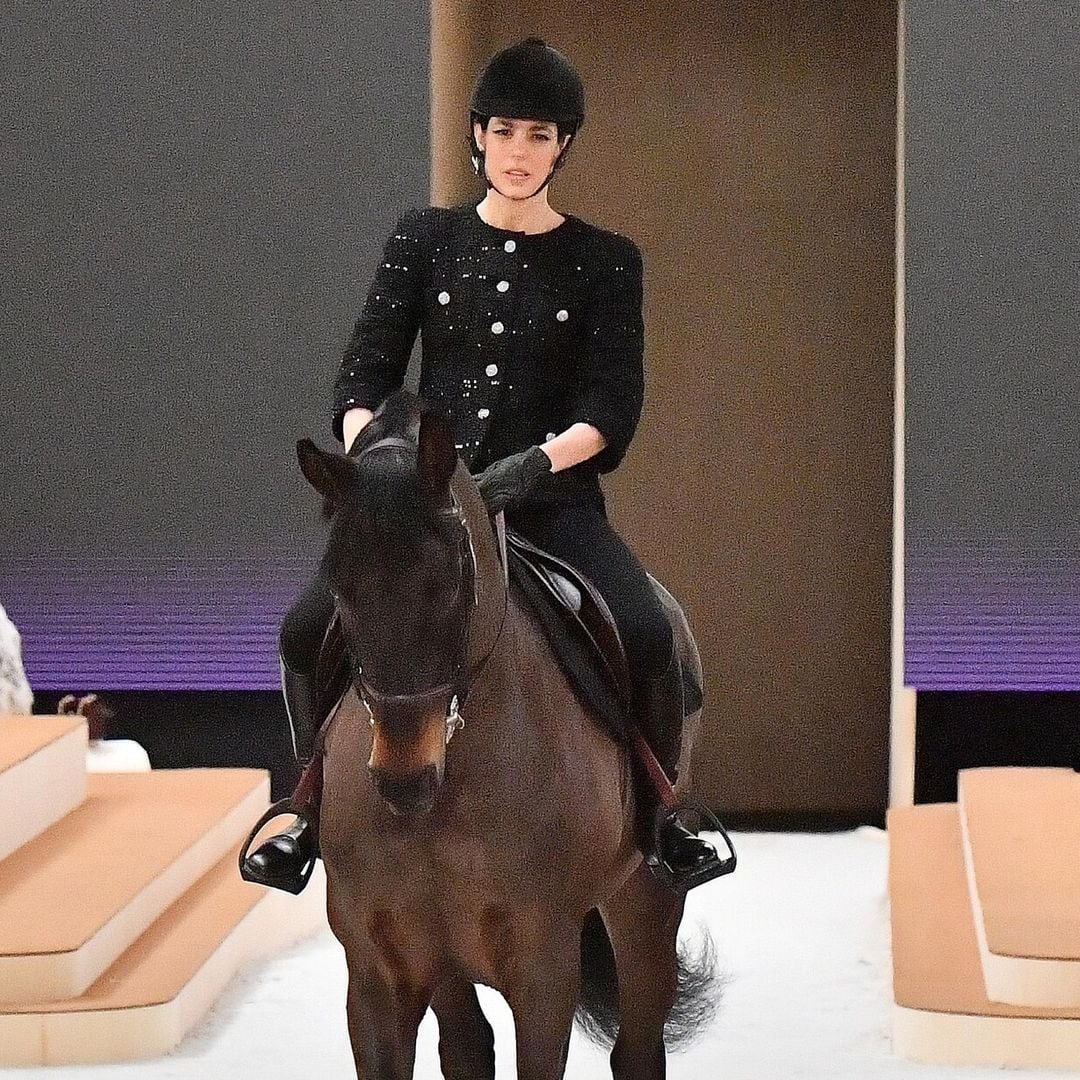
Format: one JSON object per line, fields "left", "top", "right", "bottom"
{"left": 325, "top": 391, "right": 469, "bottom": 590}
{"left": 323, "top": 450, "right": 449, "bottom": 578}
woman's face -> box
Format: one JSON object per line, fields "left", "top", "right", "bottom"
{"left": 473, "top": 117, "right": 570, "bottom": 193}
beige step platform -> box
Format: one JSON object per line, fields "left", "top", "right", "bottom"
{"left": 890, "top": 802, "right": 1080, "bottom": 1071}
{"left": 0, "top": 715, "right": 87, "bottom": 864}
{"left": 0, "top": 853, "right": 326, "bottom": 1066}
{"left": 959, "top": 766, "right": 1080, "bottom": 1007}
{"left": 0, "top": 768, "right": 268, "bottom": 1004}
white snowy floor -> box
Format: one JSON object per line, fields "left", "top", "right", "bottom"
{"left": 2, "top": 828, "right": 1067, "bottom": 1079}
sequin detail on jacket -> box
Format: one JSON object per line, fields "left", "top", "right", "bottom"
{"left": 332, "top": 201, "right": 645, "bottom": 502}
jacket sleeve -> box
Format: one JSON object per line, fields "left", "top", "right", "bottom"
{"left": 567, "top": 235, "right": 646, "bottom": 473}
{"left": 331, "top": 208, "right": 432, "bottom": 442}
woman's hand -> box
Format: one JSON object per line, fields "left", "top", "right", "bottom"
{"left": 474, "top": 446, "right": 553, "bottom": 511}
{"left": 342, "top": 407, "right": 374, "bottom": 454}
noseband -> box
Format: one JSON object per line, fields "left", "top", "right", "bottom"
{"left": 340, "top": 434, "right": 507, "bottom": 745}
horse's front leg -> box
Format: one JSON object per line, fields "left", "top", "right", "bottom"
{"left": 502, "top": 919, "right": 581, "bottom": 1080}
{"left": 430, "top": 976, "right": 496, "bottom": 1080}
{"left": 343, "top": 953, "right": 430, "bottom": 1080}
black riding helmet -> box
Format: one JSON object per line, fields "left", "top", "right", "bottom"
{"left": 469, "top": 37, "right": 586, "bottom": 196}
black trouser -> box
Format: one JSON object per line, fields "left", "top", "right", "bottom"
{"left": 279, "top": 574, "right": 336, "bottom": 678}
{"left": 279, "top": 500, "right": 674, "bottom": 697}
{"left": 504, "top": 501, "right": 675, "bottom": 686}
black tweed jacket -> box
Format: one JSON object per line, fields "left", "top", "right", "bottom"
{"left": 332, "top": 199, "right": 645, "bottom": 506}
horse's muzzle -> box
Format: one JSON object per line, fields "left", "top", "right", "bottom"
{"left": 369, "top": 763, "right": 441, "bottom": 815}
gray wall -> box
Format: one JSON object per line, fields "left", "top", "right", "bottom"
{"left": 904, "top": 1, "right": 1080, "bottom": 692}
{"left": 2, "top": 2, "right": 430, "bottom": 558}
{"left": 905, "top": 0, "right": 1079, "bottom": 534}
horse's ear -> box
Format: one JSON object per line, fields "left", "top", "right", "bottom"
{"left": 296, "top": 439, "right": 357, "bottom": 508}
{"left": 417, "top": 409, "right": 457, "bottom": 496}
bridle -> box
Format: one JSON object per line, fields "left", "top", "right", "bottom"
{"left": 340, "top": 435, "right": 508, "bottom": 746}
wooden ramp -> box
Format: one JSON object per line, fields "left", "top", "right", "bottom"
{"left": 0, "top": 769, "right": 269, "bottom": 1003}
{"left": 0, "top": 715, "right": 326, "bottom": 1065}
{"left": 0, "top": 715, "right": 87, "bottom": 863}
{"left": 890, "top": 803, "right": 1080, "bottom": 1071}
{"left": 0, "top": 857, "right": 325, "bottom": 1066}
{"left": 959, "top": 766, "right": 1080, "bottom": 1008}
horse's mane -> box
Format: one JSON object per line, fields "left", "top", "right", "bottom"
{"left": 346, "top": 390, "right": 423, "bottom": 459}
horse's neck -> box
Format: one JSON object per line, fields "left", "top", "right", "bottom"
{"left": 457, "top": 499, "right": 596, "bottom": 765}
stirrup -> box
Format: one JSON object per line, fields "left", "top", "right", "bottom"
{"left": 644, "top": 803, "right": 737, "bottom": 897}
{"left": 238, "top": 799, "right": 318, "bottom": 895}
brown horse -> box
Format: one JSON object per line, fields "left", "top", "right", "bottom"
{"left": 299, "top": 392, "right": 719, "bottom": 1079}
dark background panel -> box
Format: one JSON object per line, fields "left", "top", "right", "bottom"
{"left": 1, "top": 1, "right": 430, "bottom": 691}
{"left": 903, "top": 1, "right": 1080, "bottom": 691}
{"left": 31, "top": 689, "right": 299, "bottom": 801}
{"left": 915, "top": 692, "right": 1080, "bottom": 804}
{"left": 1, "top": 0, "right": 430, "bottom": 558}
{"left": 905, "top": 1, "right": 1079, "bottom": 532}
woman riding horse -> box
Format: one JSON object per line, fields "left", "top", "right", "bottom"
{"left": 243, "top": 37, "right": 724, "bottom": 895}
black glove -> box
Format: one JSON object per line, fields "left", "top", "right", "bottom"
{"left": 474, "top": 445, "right": 553, "bottom": 512}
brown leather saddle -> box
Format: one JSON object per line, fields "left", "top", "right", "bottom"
{"left": 504, "top": 528, "right": 703, "bottom": 744}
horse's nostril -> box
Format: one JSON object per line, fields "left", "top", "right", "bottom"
{"left": 370, "top": 764, "right": 440, "bottom": 813}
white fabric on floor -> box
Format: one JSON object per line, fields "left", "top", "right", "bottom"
{"left": 0, "top": 603, "right": 33, "bottom": 716}
{"left": 86, "top": 739, "right": 152, "bottom": 772}
{"left": 1, "top": 829, "right": 1064, "bottom": 1078}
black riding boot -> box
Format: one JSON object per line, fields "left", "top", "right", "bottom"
{"left": 635, "top": 652, "right": 725, "bottom": 890}
{"left": 239, "top": 656, "right": 320, "bottom": 895}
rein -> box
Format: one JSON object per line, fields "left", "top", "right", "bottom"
{"left": 341, "top": 434, "right": 509, "bottom": 745}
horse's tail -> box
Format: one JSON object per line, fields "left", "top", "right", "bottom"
{"left": 575, "top": 907, "right": 722, "bottom": 1050}
{"left": 575, "top": 909, "right": 620, "bottom": 1045}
